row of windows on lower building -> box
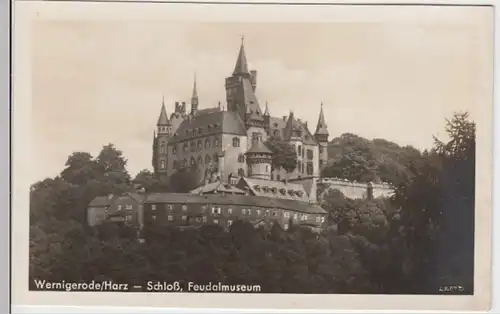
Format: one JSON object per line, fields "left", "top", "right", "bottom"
{"left": 150, "top": 204, "right": 325, "bottom": 223}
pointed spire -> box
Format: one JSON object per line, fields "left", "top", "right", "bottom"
{"left": 315, "top": 102, "right": 329, "bottom": 136}
{"left": 264, "top": 101, "right": 270, "bottom": 116}
{"left": 192, "top": 72, "right": 198, "bottom": 99}
{"left": 157, "top": 98, "right": 170, "bottom": 125}
{"left": 233, "top": 36, "right": 249, "bottom": 75}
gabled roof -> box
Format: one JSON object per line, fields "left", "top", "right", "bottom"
{"left": 170, "top": 110, "right": 246, "bottom": 143}
{"left": 237, "top": 177, "right": 311, "bottom": 202}
{"left": 89, "top": 195, "right": 115, "bottom": 207}
{"left": 280, "top": 112, "right": 316, "bottom": 145}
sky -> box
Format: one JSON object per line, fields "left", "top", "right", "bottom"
{"left": 30, "top": 7, "right": 492, "bottom": 181}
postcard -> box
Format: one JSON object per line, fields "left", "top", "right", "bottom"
{"left": 12, "top": 1, "right": 494, "bottom": 311}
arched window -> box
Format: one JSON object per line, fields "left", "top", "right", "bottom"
{"left": 214, "top": 138, "right": 220, "bottom": 148}
{"left": 160, "top": 160, "right": 166, "bottom": 169}
{"left": 183, "top": 158, "right": 188, "bottom": 166}
{"left": 273, "top": 130, "right": 279, "bottom": 137}
{"left": 205, "top": 155, "right": 211, "bottom": 164}
{"left": 183, "top": 143, "right": 188, "bottom": 153}
{"left": 238, "top": 154, "right": 245, "bottom": 163}
{"left": 197, "top": 156, "right": 202, "bottom": 165}
{"left": 160, "top": 142, "right": 166, "bottom": 154}
{"left": 232, "top": 137, "right": 240, "bottom": 147}
{"left": 213, "top": 153, "right": 219, "bottom": 162}
{"left": 205, "top": 138, "right": 211, "bottom": 149}
{"left": 190, "top": 157, "right": 196, "bottom": 166}
{"left": 197, "top": 140, "right": 202, "bottom": 150}
{"left": 172, "top": 145, "right": 177, "bottom": 155}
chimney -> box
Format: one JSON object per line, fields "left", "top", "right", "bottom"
{"left": 175, "top": 101, "right": 180, "bottom": 113}
{"left": 181, "top": 102, "right": 186, "bottom": 114}
{"left": 367, "top": 182, "right": 374, "bottom": 200}
{"left": 250, "top": 70, "right": 257, "bottom": 92}
{"left": 283, "top": 116, "right": 287, "bottom": 121}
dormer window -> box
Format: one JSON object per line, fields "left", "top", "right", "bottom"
{"left": 271, "top": 187, "right": 278, "bottom": 194}
{"left": 288, "top": 189, "right": 294, "bottom": 196}
{"left": 279, "top": 188, "right": 286, "bottom": 195}
{"left": 254, "top": 185, "right": 261, "bottom": 191}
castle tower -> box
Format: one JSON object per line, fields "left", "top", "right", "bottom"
{"left": 153, "top": 97, "right": 171, "bottom": 175}
{"left": 245, "top": 133, "right": 273, "bottom": 180}
{"left": 314, "top": 102, "right": 329, "bottom": 171}
{"left": 190, "top": 74, "right": 199, "bottom": 115}
{"left": 225, "top": 37, "right": 263, "bottom": 123}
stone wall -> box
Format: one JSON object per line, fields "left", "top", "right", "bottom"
{"left": 318, "top": 177, "right": 394, "bottom": 200}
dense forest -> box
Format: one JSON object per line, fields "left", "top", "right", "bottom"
{"left": 29, "top": 112, "right": 475, "bottom": 294}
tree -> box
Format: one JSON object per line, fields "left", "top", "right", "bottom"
{"left": 60, "top": 152, "right": 99, "bottom": 186}
{"left": 133, "top": 169, "right": 170, "bottom": 193}
{"left": 265, "top": 138, "right": 297, "bottom": 173}
{"left": 169, "top": 165, "right": 202, "bottom": 193}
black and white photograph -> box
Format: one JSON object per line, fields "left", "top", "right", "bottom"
{"left": 12, "top": 1, "right": 494, "bottom": 311}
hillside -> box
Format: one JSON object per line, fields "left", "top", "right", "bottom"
{"left": 322, "top": 133, "right": 422, "bottom": 186}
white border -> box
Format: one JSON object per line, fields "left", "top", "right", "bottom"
{"left": 11, "top": 1, "right": 496, "bottom": 312}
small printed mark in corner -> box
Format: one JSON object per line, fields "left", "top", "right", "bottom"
{"left": 439, "top": 285, "right": 465, "bottom": 293}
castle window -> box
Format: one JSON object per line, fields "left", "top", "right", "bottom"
{"left": 167, "top": 204, "right": 173, "bottom": 211}
{"left": 293, "top": 213, "right": 298, "bottom": 220}
{"left": 160, "top": 142, "right": 166, "bottom": 154}
{"left": 160, "top": 160, "right": 166, "bottom": 169}
{"left": 201, "top": 205, "right": 207, "bottom": 213}
{"left": 228, "top": 220, "right": 233, "bottom": 226}
{"left": 205, "top": 155, "right": 211, "bottom": 164}
{"left": 173, "top": 160, "right": 178, "bottom": 169}
{"left": 319, "top": 160, "right": 324, "bottom": 167}
{"left": 238, "top": 154, "right": 245, "bottom": 163}
{"left": 319, "top": 146, "right": 324, "bottom": 154}
{"left": 190, "top": 141, "right": 196, "bottom": 152}
{"left": 284, "top": 224, "right": 289, "bottom": 230}
{"left": 197, "top": 156, "right": 202, "bottom": 165}
{"left": 183, "top": 143, "right": 188, "bottom": 153}
{"left": 203, "top": 216, "right": 207, "bottom": 223}
{"left": 182, "top": 204, "right": 188, "bottom": 212}
{"left": 205, "top": 138, "right": 210, "bottom": 148}
{"left": 183, "top": 158, "right": 188, "bottom": 166}
{"left": 213, "top": 219, "right": 219, "bottom": 224}
{"left": 199, "top": 128, "right": 203, "bottom": 134}
{"left": 273, "top": 130, "right": 279, "bottom": 137}
{"left": 212, "top": 207, "right": 222, "bottom": 215}
{"left": 182, "top": 216, "right": 187, "bottom": 221}
{"left": 252, "top": 132, "right": 260, "bottom": 143}
{"left": 172, "top": 145, "right": 177, "bottom": 155}
{"left": 307, "top": 149, "right": 313, "bottom": 160}
{"left": 117, "top": 205, "right": 122, "bottom": 211}
{"left": 284, "top": 211, "right": 290, "bottom": 218}
{"left": 168, "top": 215, "right": 174, "bottom": 221}
{"left": 190, "top": 157, "right": 196, "bottom": 166}
{"left": 152, "top": 204, "right": 156, "bottom": 211}
{"left": 307, "top": 163, "right": 313, "bottom": 176}
{"left": 152, "top": 215, "right": 156, "bottom": 220}
{"left": 213, "top": 153, "right": 218, "bottom": 162}
{"left": 214, "top": 138, "right": 220, "bottom": 147}
{"left": 197, "top": 140, "right": 202, "bottom": 150}
{"left": 256, "top": 209, "right": 261, "bottom": 216}
{"left": 228, "top": 208, "right": 233, "bottom": 215}
{"left": 298, "top": 145, "right": 302, "bottom": 156}
{"left": 232, "top": 137, "right": 240, "bottom": 147}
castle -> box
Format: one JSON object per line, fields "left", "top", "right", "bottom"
{"left": 151, "top": 38, "right": 329, "bottom": 183}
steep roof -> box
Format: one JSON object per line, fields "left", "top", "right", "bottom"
{"left": 233, "top": 38, "right": 249, "bottom": 75}
{"left": 169, "top": 109, "right": 246, "bottom": 143}
{"left": 237, "top": 177, "right": 311, "bottom": 202}
{"left": 241, "top": 78, "right": 263, "bottom": 118}
{"left": 246, "top": 139, "right": 272, "bottom": 155}
{"left": 315, "top": 103, "right": 329, "bottom": 136}
{"left": 190, "top": 181, "right": 246, "bottom": 195}
{"left": 146, "top": 192, "right": 326, "bottom": 214}
{"left": 157, "top": 102, "right": 170, "bottom": 125}
{"left": 281, "top": 112, "right": 316, "bottom": 145}
{"left": 89, "top": 195, "right": 115, "bottom": 207}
